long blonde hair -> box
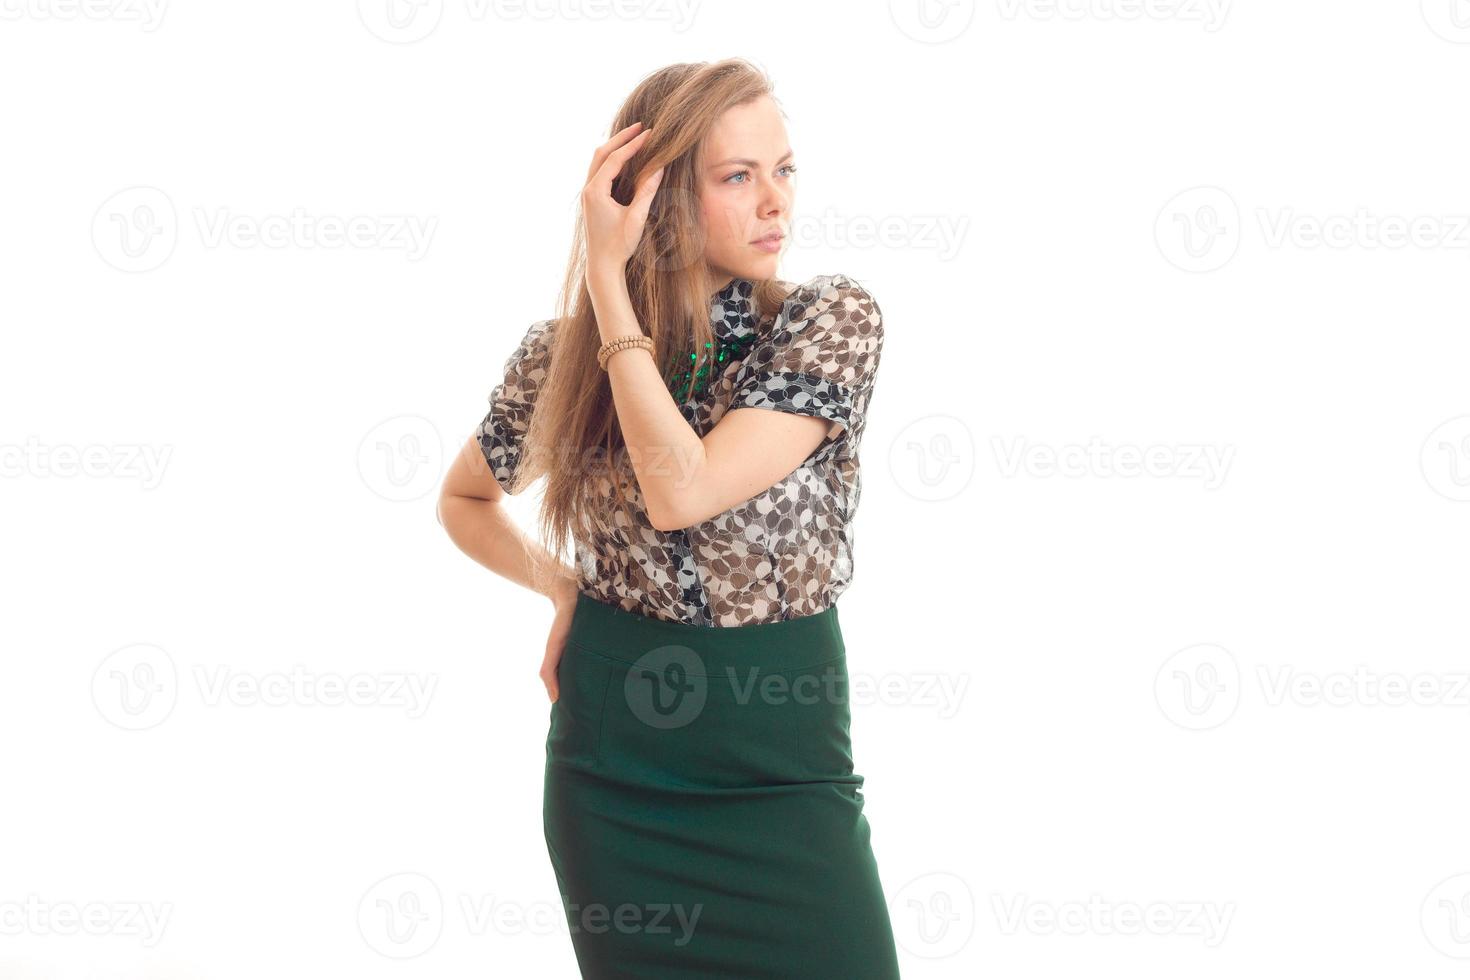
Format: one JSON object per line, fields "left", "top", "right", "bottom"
{"left": 509, "top": 58, "right": 793, "bottom": 586}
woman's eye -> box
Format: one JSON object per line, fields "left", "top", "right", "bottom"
{"left": 724, "top": 165, "right": 797, "bottom": 184}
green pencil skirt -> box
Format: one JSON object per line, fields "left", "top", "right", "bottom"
{"left": 543, "top": 590, "right": 902, "bottom": 979}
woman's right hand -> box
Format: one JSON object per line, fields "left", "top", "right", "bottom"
{"left": 540, "top": 576, "right": 581, "bottom": 702}
{"left": 581, "top": 120, "right": 663, "bottom": 287}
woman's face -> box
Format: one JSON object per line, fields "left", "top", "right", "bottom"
{"left": 697, "top": 95, "right": 795, "bottom": 290}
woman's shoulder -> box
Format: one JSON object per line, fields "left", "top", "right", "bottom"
{"left": 776, "top": 272, "right": 881, "bottom": 315}
{"left": 772, "top": 273, "right": 883, "bottom": 341}
{"left": 777, "top": 271, "right": 875, "bottom": 296}
{"left": 497, "top": 317, "right": 559, "bottom": 380}
{"left": 516, "top": 317, "right": 557, "bottom": 350}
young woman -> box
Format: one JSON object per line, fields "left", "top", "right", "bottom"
{"left": 438, "top": 58, "right": 900, "bottom": 978}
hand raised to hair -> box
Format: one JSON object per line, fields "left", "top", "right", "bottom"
{"left": 581, "top": 121, "right": 664, "bottom": 285}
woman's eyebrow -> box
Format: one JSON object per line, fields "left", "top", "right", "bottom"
{"left": 707, "top": 148, "right": 794, "bottom": 169}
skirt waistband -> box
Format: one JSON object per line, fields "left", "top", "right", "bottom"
{"left": 566, "top": 591, "right": 845, "bottom": 675}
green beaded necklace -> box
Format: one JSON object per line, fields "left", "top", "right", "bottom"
{"left": 665, "top": 277, "right": 761, "bottom": 402}
{"left": 666, "top": 331, "right": 759, "bottom": 402}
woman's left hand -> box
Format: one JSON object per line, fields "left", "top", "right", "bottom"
{"left": 581, "top": 121, "right": 665, "bottom": 284}
{"left": 539, "top": 573, "right": 581, "bottom": 703}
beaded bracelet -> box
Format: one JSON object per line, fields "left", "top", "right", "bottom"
{"left": 597, "top": 334, "right": 655, "bottom": 371}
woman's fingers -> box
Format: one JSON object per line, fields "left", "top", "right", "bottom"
{"left": 585, "top": 120, "right": 646, "bottom": 181}
{"left": 579, "top": 121, "right": 660, "bottom": 273}
{"left": 628, "top": 166, "right": 665, "bottom": 228}
{"left": 542, "top": 620, "right": 569, "bottom": 702}
{"left": 541, "top": 648, "right": 560, "bottom": 702}
{"left": 586, "top": 127, "right": 653, "bottom": 195}
{"left": 591, "top": 128, "right": 652, "bottom": 190}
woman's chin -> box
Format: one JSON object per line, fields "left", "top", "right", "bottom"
{"left": 738, "top": 251, "right": 783, "bottom": 280}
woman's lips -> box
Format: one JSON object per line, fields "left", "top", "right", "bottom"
{"left": 751, "top": 234, "right": 784, "bottom": 253}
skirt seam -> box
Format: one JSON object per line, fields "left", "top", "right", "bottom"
{"left": 592, "top": 664, "right": 614, "bottom": 768}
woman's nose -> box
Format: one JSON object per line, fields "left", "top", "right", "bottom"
{"left": 760, "top": 182, "right": 791, "bottom": 216}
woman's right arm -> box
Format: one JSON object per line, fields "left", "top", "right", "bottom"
{"left": 436, "top": 434, "right": 577, "bottom": 609}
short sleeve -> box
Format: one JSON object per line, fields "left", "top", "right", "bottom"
{"left": 477, "top": 318, "right": 555, "bottom": 494}
{"left": 728, "top": 273, "right": 884, "bottom": 456}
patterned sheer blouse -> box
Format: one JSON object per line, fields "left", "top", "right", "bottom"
{"left": 477, "top": 273, "right": 885, "bottom": 627}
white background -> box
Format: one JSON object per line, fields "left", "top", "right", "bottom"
{"left": 3, "top": 0, "right": 1470, "bottom": 977}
